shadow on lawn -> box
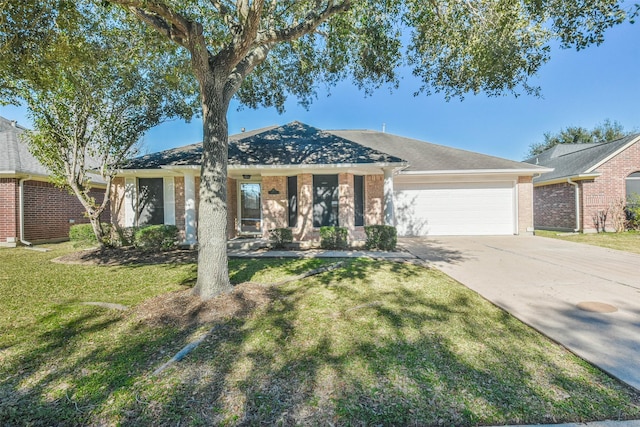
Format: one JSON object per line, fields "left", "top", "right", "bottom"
{"left": 2, "top": 260, "right": 639, "bottom": 426}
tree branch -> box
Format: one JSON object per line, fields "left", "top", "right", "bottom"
{"left": 258, "top": 0, "right": 351, "bottom": 44}
{"left": 106, "top": 0, "right": 193, "bottom": 46}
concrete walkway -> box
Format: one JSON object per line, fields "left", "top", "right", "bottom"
{"left": 400, "top": 236, "right": 640, "bottom": 392}
{"left": 228, "top": 248, "right": 416, "bottom": 260}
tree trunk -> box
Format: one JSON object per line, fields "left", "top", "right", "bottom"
{"left": 191, "top": 81, "right": 233, "bottom": 299}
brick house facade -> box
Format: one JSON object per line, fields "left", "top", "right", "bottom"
{"left": 0, "top": 178, "right": 108, "bottom": 245}
{"left": 112, "top": 122, "right": 543, "bottom": 243}
{"left": 528, "top": 134, "right": 640, "bottom": 232}
{"left": 1, "top": 116, "right": 109, "bottom": 247}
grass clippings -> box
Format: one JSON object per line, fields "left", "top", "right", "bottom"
{"left": 1, "top": 243, "right": 639, "bottom": 426}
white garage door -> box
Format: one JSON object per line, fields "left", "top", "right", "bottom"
{"left": 394, "top": 181, "right": 515, "bottom": 236}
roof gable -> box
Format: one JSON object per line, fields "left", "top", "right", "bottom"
{"left": 525, "top": 134, "right": 640, "bottom": 183}
{"left": 125, "top": 121, "right": 405, "bottom": 169}
{"left": 0, "top": 116, "right": 50, "bottom": 176}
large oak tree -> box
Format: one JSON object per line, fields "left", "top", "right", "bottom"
{"left": 4, "top": 0, "right": 631, "bottom": 299}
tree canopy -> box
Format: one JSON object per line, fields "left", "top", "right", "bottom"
{"left": 526, "top": 119, "right": 633, "bottom": 157}
{"left": 2, "top": 0, "right": 634, "bottom": 299}
{"left": 2, "top": 1, "right": 199, "bottom": 243}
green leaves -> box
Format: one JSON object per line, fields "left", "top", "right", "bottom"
{"left": 527, "top": 119, "right": 631, "bottom": 157}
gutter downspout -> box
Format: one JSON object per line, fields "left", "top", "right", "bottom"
{"left": 19, "top": 176, "right": 32, "bottom": 246}
{"left": 567, "top": 178, "right": 580, "bottom": 232}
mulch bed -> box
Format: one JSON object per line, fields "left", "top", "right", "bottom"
{"left": 52, "top": 246, "right": 198, "bottom": 266}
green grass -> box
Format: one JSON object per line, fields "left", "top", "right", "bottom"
{"left": 536, "top": 230, "right": 640, "bottom": 254}
{"left": 1, "top": 243, "right": 639, "bottom": 426}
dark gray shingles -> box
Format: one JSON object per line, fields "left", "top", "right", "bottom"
{"left": 524, "top": 134, "right": 640, "bottom": 183}
{"left": 124, "top": 122, "right": 405, "bottom": 169}
{"left": 329, "top": 129, "right": 546, "bottom": 172}
{"left": 0, "top": 116, "right": 50, "bottom": 176}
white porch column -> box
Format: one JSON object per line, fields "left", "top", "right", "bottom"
{"left": 383, "top": 168, "right": 395, "bottom": 226}
{"left": 184, "top": 173, "right": 197, "bottom": 245}
{"left": 124, "top": 177, "right": 136, "bottom": 227}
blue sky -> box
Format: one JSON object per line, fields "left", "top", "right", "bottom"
{"left": 2, "top": 20, "right": 638, "bottom": 162}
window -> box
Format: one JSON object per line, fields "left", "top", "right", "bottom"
{"left": 137, "top": 178, "right": 164, "bottom": 226}
{"left": 626, "top": 172, "right": 640, "bottom": 199}
{"left": 354, "top": 175, "right": 364, "bottom": 226}
{"left": 313, "top": 175, "right": 339, "bottom": 227}
{"left": 288, "top": 176, "right": 298, "bottom": 227}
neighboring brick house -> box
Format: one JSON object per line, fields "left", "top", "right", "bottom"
{"left": 0, "top": 116, "right": 108, "bottom": 246}
{"left": 112, "top": 122, "right": 546, "bottom": 243}
{"left": 524, "top": 134, "right": 640, "bottom": 232}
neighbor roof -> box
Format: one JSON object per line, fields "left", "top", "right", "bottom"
{"left": 0, "top": 116, "right": 50, "bottom": 177}
{"left": 524, "top": 134, "right": 640, "bottom": 183}
{"left": 124, "top": 122, "right": 405, "bottom": 169}
{"left": 329, "top": 129, "right": 547, "bottom": 173}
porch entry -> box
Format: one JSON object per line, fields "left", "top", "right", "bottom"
{"left": 240, "top": 182, "right": 261, "bottom": 234}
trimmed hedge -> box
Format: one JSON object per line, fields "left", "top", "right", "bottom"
{"left": 69, "top": 223, "right": 98, "bottom": 245}
{"left": 269, "top": 228, "right": 293, "bottom": 249}
{"left": 133, "top": 225, "right": 179, "bottom": 251}
{"left": 365, "top": 225, "right": 397, "bottom": 251}
{"left": 320, "top": 226, "right": 348, "bottom": 249}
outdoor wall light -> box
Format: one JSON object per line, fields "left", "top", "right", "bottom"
{"left": 242, "top": 174, "right": 251, "bottom": 179}
{"left": 268, "top": 188, "right": 280, "bottom": 195}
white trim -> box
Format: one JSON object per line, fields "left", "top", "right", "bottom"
{"left": 124, "top": 177, "right": 136, "bottom": 227}
{"left": 399, "top": 168, "right": 552, "bottom": 176}
{"left": 183, "top": 173, "right": 197, "bottom": 245}
{"left": 513, "top": 178, "right": 519, "bottom": 235}
{"left": 163, "top": 177, "right": 176, "bottom": 225}
{"left": 585, "top": 135, "right": 640, "bottom": 173}
{"left": 533, "top": 173, "right": 601, "bottom": 187}
{"left": 383, "top": 168, "right": 395, "bottom": 226}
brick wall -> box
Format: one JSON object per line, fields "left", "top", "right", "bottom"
{"left": 261, "top": 176, "right": 287, "bottom": 237}
{"left": 292, "top": 173, "right": 316, "bottom": 241}
{"left": 580, "top": 141, "right": 640, "bottom": 232}
{"left": 22, "top": 180, "right": 107, "bottom": 243}
{"left": 365, "top": 174, "right": 383, "bottom": 226}
{"left": 0, "top": 178, "right": 19, "bottom": 245}
{"left": 517, "top": 176, "right": 533, "bottom": 235}
{"left": 533, "top": 182, "right": 577, "bottom": 230}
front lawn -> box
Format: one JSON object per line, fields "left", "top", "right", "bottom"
{"left": 536, "top": 230, "right": 640, "bottom": 254}
{"left": 1, "top": 243, "right": 639, "bottom": 426}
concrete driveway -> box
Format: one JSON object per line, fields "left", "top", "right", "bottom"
{"left": 400, "top": 235, "right": 640, "bottom": 391}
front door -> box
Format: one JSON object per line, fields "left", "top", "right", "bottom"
{"left": 240, "top": 182, "right": 261, "bottom": 234}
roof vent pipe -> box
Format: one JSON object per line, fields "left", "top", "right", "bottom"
{"left": 10, "top": 120, "right": 17, "bottom": 127}
{"left": 382, "top": 123, "right": 386, "bottom": 133}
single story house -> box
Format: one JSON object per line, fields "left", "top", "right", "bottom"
{"left": 112, "top": 122, "right": 549, "bottom": 244}
{"left": 524, "top": 133, "right": 640, "bottom": 232}
{"left": 0, "top": 115, "right": 107, "bottom": 247}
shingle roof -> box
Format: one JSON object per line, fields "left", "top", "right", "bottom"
{"left": 0, "top": 116, "right": 50, "bottom": 176}
{"left": 328, "top": 129, "right": 545, "bottom": 172}
{"left": 124, "top": 121, "right": 549, "bottom": 174}
{"left": 124, "top": 121, "right": 405, "bottom": 169}
{"left": 524, "top": 134, "right": 640, "bottom": 183}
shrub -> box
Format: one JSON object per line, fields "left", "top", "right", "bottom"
{"left": 133, "top": 225, "right": 179, "bottom": 251}
{"left": 110, "top": 226, "right": 138, "bottom": 247}
{"left": 269, "top": 228, "right": 293, "bottom": 249}
{"left": 69, "top": 223, "right": 98, "bottom": 245}
{"left": 365, "top": 225, "right": 397, "bottom": 251}
{"left": 627, "top": 194, "right": 640, "bottom": 230}
{"left": 319, "top": 226, "right": 348, "bottom": 249}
